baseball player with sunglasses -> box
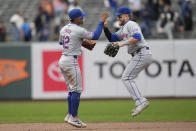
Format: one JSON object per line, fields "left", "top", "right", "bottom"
{"left": 104, "top": 7, "right": 153, "bottom": 117}
{"left": 58, "top": 9, "right": 108, "bottom": 128}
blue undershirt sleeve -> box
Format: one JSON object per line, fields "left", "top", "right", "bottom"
{"left": 132, "top": 33, "right": 142, "bottom": 41}
{"left": 92, "top": 21, "right": 104, "bottom": 40}
{"left": 110, "top": 33, "right": 120, "bottom": 42}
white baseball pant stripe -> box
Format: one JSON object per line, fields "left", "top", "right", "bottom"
{"left": 122, "top": 48, "right": 153, "bottom": 106}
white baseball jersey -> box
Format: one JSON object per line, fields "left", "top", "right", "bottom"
{"left": 115, "top": 20, "right": 153, "bottom": 107}
{"left": 58, "top": 23, "right": 93, "bottom": 93}
{"left": 115, "top": 21, "right": 149, "bottom": 54}
{"left": 59, "top": 23, "right": 93, "bottom": 56}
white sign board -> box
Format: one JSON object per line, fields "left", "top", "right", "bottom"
{"left": 31, "top": 40, "right": 196, "bottom": 99}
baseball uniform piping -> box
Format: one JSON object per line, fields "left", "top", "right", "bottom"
{"left": 127, "top": 54, "right": 142, "bottom": 104}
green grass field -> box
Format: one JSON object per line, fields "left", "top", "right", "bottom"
{"left": 0, "top": 99, "right": 196, "bottom": 123}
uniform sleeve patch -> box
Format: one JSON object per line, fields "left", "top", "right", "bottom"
{"left": 132, "top": 28, "right": 139, "bottom": 33}
{"left": 87, "top": 31, "right": 93, "bottom": 36}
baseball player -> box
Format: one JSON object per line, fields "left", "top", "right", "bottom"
{"left": 58, "top": 9, "right": 108, "bottom": 128}
{"left": 103, "top": 7, "right": 153, "bottom": 117}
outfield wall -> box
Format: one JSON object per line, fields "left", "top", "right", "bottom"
{"left": 0, "top": 40, "right": 196, "bottom": 99}
{"left": 31, "top": 40, "right": 196, "bottom": 99}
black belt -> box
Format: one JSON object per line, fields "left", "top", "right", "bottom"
{"left": 131, "top": 47, "right": 149, "bottom": 57}
{"left": 63, "top": 54, "right": 78, "bottom": 59}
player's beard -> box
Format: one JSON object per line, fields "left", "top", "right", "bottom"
{"left": 75, "top": 18, "right": 84, "bottom": 25}
{"left": 81, "top": 19, "right": 84, "bottom": 24}
{"left": 80, "top": 19, "right": 84, "bottom": 25}
{"left": 119, "top": 20, "right": 125, "bottom": 26}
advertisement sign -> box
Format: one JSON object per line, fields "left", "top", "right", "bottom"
{"left": 0, "top": 59, "right": 28, "bottom": 86}
{"left": 31, "top": 43, "right": 83, "bottom": 99}
{"left": 42, "top": 51, "right": 83, "bottom": 92}
{"left": 32, "top": 40, "right": 196, "bottom": 99}
{"left": 0, "top": 45, "right": 31, "bottom": 99}
{"left": 82, "top": 40, "right": 196, "bottom": 98}
{"left": 42, "top": 51, "right": 66, "bottom": 92}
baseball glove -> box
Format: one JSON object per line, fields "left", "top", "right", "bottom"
{"left": 104, "top": 43, "right": 119, "bottom": 57}
{"left": 82, "top": 39, "right": 96, "bottom": 50}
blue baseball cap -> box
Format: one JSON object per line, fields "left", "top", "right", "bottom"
{"left": 115, "top": 7, "right": 131, "bottom": 16}
{"left": 69, "top": 9, "right": 87, "bottom": 19}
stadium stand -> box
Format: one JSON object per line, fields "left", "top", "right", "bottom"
{"left": 0, "top": 0, "right": 195, "bottom": 41}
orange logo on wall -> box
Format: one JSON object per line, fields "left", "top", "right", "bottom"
{"left": 0, "top": 59, "right": 29, "bottom": 86}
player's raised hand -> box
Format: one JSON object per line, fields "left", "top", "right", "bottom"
{"left": 104, "top": 21, "right": 108, "bottom": 27}
{"left": 100, "top": 12, "right": 109, "bottom": 22}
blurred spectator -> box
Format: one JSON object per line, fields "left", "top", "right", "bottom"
{"left": 40, "top": 0, "right": 54, "bottom": 41}
{"left": 173, "top": 12, "right": 184, "bottom": 36}
{"left": 41, "top": 24, "right": 50, "bottom": 41}
{"left": 41, "top": 0, "right": 53, "bottom": 24}
{"left": 10, "top": 11, "right": 24, "bottom": 41}
{"left": 34, "top": 7, "right": 51, "bottom": 41}
{"left": 53, "top": 0, "right": 67, "bottom": 25}
{"left": 147, "top": 0, "right": 160, "bottom": 21}
{"left": 21, "top": 18, "right": 32, "bottom": 42}
{"left": 0, "top": 21, "right": 6, "bottom": 42}
{"left": 180, "top": 0, "right": 193, "bottom": 31}
{"left": 105, "top": 0, "right": 118, "bottom": 22}
{"left": 34, "top": 7, "right": 44, "bottom": 40}
{"left": 68, "top": 1, "right": 81, "bottom": 12}
{"left": 162, "top": 0, "right": 171, "bottom": 6}
{"left": 139, "top": 2, "right": 153, "bottom": 38}
{"left": 128, "top": 0, "right": 142, "bottom": 20}
{"left": 104, "top": 0, "right": 110, "bottom": 8}
{"left": 159, "top": 0, "right": 171, "bottom": 14}
{"left": 30, "top": 22, "right": 36, "bottom": 40}
{"left": 157, "top": 5, "right": 174, "bottom": 39}
{"left": 53, "top": 0, "right": 68, "bottom": 40}
{"left": 68, "top": 0, "right": 75, "bottom": 5}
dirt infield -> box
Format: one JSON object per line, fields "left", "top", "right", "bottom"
{"left": 0, "top": 122, "right": 196, "bottom": 131}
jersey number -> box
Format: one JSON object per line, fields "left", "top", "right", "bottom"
{"left": 63, "top": 36, "right": 70, "bottom": 49}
